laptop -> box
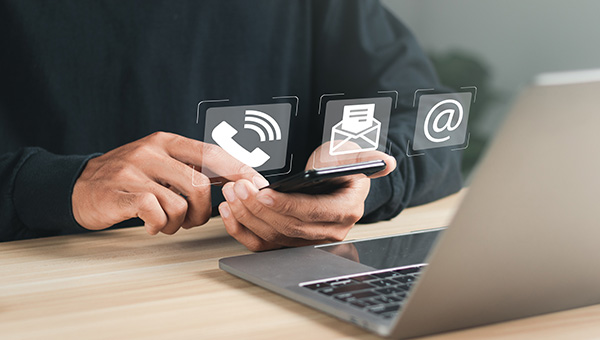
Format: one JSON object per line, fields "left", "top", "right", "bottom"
{"left": 219, "top": 70, "right": 600, "bottom": 338}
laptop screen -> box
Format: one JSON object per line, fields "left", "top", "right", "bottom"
{"left": 316, "top": 229, "right": 442, "bottom": 269}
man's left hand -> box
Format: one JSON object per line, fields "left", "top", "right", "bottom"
{"left": 219, "top": 149, "right": 396, "bottom": 251}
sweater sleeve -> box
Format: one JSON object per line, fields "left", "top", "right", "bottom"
{"left": 0, "top": 147, "right": 96, "bottom": 241}
{"left": 313, "top": 0, "right": 463, "bottom": 222}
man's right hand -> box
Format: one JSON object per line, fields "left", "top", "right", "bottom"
{"left": 72, "top": 131, "right": 268, "bottom": 235}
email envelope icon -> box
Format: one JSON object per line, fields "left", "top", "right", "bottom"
{"left": 329, "top": 118, "right": 381, "bottom": 156}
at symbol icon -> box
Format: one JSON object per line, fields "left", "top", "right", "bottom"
{"left": 424, "top": 99, "right": 464, "bottom": 143}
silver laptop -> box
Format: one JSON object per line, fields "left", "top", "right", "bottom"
{"left": 219, "top": 71, "right": 600, "bottom": 339}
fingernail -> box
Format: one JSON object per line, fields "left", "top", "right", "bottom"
{"left": 234, "top": 181, "right": 249, "bottom": 200}
{"left": 219, "top": 203, "right": 231, "bottom": 218}
{"left": 222, "top": 184, "right": 236, "bottom": 202}
{"left": 252, "top": 175, "right": 269, "bottom": 189}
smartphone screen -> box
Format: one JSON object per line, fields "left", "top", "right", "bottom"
{"left": 263, "top": 160, "right": 386, "bottom": 194}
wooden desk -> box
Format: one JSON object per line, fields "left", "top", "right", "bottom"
{"left": 2, "top": 190, "right": 600, "bottom": 339}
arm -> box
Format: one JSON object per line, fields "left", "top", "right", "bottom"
{"left": 1, "top": 133, "right": 267, "bottom": 242}
{"left": 0, "top": 148, "right": 93, "bottom": 241}
{"left": 312, "top": 0, "right": 462, "bottom": 222}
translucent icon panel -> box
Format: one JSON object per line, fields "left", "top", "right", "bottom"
{"left": 412, "top": 92, "right": 471, "bottom": 151}
{"left": 198, "top": 103, "right": 291, "bottom": 183}
{"left": 318, "top": 97, "right": 392, "bottom": 169}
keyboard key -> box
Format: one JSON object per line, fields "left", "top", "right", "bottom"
{"left": 368, "top": 303, "right": 401, "bottom": 315}
{"left": 330, "top": 279, "right": 354, "bottom": 287}
{"left": 350, "top": 290, "right": 379, "bottom": 300}
{"left": 372, "top": 271, "right": 396, "bottom": 279}
{"left": 395, "top": 284, "right": 410, "bottom": 291}
{"left": 375, "top": 287, "right": 403, "bottom": 295}
{"left": 387, "top": 295, "right": 403, "bottom": 302}
{"left": 373, "top": 295, "right": 403, "bottom": 304}
{"left": 349, "top": 300, "right": 369, "bottom": 309}
{"left": 318, "top": 282, "right": 374, "bottom": 296}
{"left": 369, "top": 279, "right": 396, "bottom": 287}
{"left": 395, "top": 267, "right": 422, "bottom": 274}
{"left": 350, "top": 274, "right": 378, "bottom": 282}
{"left": 303, "top": 282, "right": 330, "bottom": 290}
{"left": 334, "top": 293, "right": 354, "bottom": 301}
{"left": 318, "top": 287, "right": 335, "bottom": 295}
{"left": 362, "top": 299, "right": 381, "bottom": 306}
{"left": 393, "top": 276, "right": 413, "bottom": 284}
{"left": 372, "top": 296, "right": 389, "bottom": 304}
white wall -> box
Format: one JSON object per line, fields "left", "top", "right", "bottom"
{"left": 382, "top": 0, "right": 600, "bottom": 133}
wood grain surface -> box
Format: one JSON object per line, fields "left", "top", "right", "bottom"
{"left": 2, "top": 190, "right": 600, "bottom": 339}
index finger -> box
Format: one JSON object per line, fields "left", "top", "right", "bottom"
{"left": 161, "top": 133, "right": 268, "bottom": 185}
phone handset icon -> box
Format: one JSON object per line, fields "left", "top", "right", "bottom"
{"left": 211, "top": 121, "right": 271, "bottom": 168}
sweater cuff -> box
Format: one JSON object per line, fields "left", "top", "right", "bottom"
{"left": 13, "top": 148, "right": 99, "bottom": 235}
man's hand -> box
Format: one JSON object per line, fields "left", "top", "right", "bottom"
{"left": 72, "top": 132, "right": 267, "bottom": 235}
{"left": 219, "top": 145, "right": 396, "bottom": 251}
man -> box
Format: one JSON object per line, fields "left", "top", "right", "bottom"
{"left": 0, "top": 0, "right": 462, "bottom": 249}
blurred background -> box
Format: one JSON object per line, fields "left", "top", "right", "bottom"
{"left": 383, "top": 0, "right": 600, "bottom": 179}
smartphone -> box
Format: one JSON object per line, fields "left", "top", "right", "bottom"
{"left": 263, "top": 160, "right": 387, "bottom": 194}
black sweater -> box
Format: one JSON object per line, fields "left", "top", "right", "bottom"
{"left": 0, "top": 0, "right": 462, "bottom": 241}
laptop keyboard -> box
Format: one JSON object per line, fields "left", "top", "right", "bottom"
{"left": 300, "top": 265, "right": 424, "bottom": 319}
